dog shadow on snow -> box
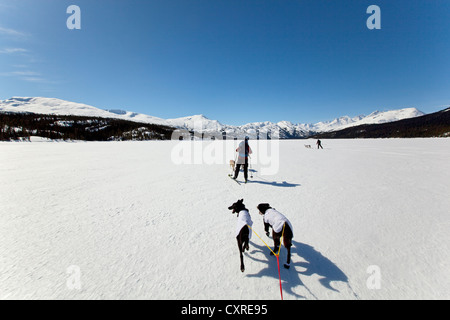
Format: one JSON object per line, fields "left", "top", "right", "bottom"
{"left": 246, "top": 240, "right": 349, "bottom": 299}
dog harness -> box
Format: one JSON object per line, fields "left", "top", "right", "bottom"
{"left": 236, "top": 210, "right": 253, "bottom": 238}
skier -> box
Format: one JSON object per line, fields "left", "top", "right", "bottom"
{"left": 317, "top": 139, "right": 323, "bottom": 149}
{"left": 257, "top": 203, "right": 294, "bottom": 269}
{"left": 232, "top": 136, "right": 252, "bottom": 183}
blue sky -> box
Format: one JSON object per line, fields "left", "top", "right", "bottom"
{"left": 1, "top": 0, "right": 449, "bottom": 125}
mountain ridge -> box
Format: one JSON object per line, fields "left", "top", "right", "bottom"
{"left": 0, "top": 97, "right": 426, "bottom": 139}
{"left": 313, "top": 107, "right": 450, "bottom": 139}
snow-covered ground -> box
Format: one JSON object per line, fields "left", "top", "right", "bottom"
{"left": 1, "top": 139, "right": 449, "bottom": 300}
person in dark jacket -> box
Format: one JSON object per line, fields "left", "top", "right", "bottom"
{"left": 317, "top": 139, "right": 323, "bottom": 149}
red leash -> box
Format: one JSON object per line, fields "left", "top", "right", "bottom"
{"left": 247, "top": 223, "right": 286, "bottom": 300}
{"left": 275, "top": 223, "right": 286, "bottom": 300}
{"left": 276, "top": 255, "right": 284, "bottom": 300}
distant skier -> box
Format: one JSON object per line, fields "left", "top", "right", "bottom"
{"left": 232, "top": 136, "right": 252, "bottom": 183}
{"left": 317, "top": 139, "right": 323, "bottom": 149}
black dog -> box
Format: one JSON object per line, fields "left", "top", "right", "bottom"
{"left": 228, "top": 199, "right": 253, "bottom": 272}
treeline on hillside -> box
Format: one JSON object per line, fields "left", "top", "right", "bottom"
{"left": 0, "top": 112, "right": 175, "bottom": 141}
{"left": 313, "top": 108, "right": 450, "bottom": 139}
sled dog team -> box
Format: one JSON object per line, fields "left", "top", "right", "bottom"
{"left": 228, "top": 199, "right": 293, "bottom": 273}
{"left": 228, "top": 138, "right": 295, "bottom": 272}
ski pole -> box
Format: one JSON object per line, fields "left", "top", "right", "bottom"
{"left": 232, "top": 151, "right": 238, "bottom": 176}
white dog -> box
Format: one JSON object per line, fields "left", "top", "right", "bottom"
{"left": 230, "top": 160, "right": 236, "bottom": 171}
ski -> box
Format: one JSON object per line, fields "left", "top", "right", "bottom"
{"left": 228, "top": 174, "right": 241, "bottom": 185}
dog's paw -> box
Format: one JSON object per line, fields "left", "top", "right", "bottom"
{"left": 240, "top": 265, "right": 245, "bottom": 272}
{"left": 283, "top": 264, "right": 290, "bottom": 270}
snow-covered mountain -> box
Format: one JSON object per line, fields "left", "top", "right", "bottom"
{"left": 0, "top": 97, "right": 170, "bottom": 126}
{"left": 0, "top": 97, "right": 425, "bottom": 138}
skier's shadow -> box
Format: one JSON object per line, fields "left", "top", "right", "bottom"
{"left": 246, "top": 240, "right": 350, "bottom": 299}
{"left": 247, "top": 180, "right": 300, "bottom": 188}
{"left": 248, "top": 173, "right": 300, "bottom": 188}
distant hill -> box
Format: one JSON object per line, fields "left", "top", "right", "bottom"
{"left": 1, "top": 97, "right": 426, "bottom": 140}
{"left": 313, "top": 107, "right": 450, "bottom": 139}
{"left": 0, "top": 112, "right": 175, "bottom": 141}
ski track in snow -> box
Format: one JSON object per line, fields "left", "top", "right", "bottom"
{"left": 1, "top": 139, "right": 449, "bottom": 300}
